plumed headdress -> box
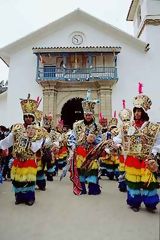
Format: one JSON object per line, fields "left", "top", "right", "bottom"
{"left": 119, "top": 100, "right": 132, "bottom": 122}
{"left": 82, "top": 89, "right": 100, "bottom": 114}
{"left": 108, "top": 111, "right": 118, "bottom": 129}
{"left": 56, "top": 118, "right": 64, "bottom": 129}
{"left": 35, "top": 97, "right": 43, "bottom": 123}
{"left": 133, "top": 82, "right": 152, "bottom": 112}
{"left": 35, "top": 110, "right": 43, "bottom": 123}
{"left": 99, "top": 112, "right": 108, "bottom": 125}
{"left": 20, "top": 94, "right": 38, "bottom": 117}
{"left": 43, "top": 113, "right": 53, "bottom": 129}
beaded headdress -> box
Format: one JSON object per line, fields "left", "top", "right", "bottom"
{"left": 43, "top": 113, "right": 53, "bottom": 129}
{"left": 108, "top": 111, "right": 118, "bottom": 129}
{"left": 20, "top": 94, "right": 38, "bottom": 117}
{"left": 119, "top": 100, "right": 132, "bottom": 122}
{"left": 133, "top": 83, "right": 152, "bottom": 112}
{"left": 82, "top": 89, "right": 100, "bottom": 114}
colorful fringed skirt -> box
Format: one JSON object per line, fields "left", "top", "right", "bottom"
{"left": 75, "top": 145, "right": 101, "bottom": 195}
{"left": 36, "top": 157, "right": 46, "bottom": 190}
{"left": 99, "top": 155, "right": 119, "bottom": 180}
{"left": 11, "top": 158, "right": 37, "bottom": 203}
{"left": 56, "top": 146, "right": 68, "bottom": 169}
{"left": 118, "top": 155, "right": 127, "bottom": 192}
{"left": 125, "top": 156, "right": 159, "bottom": 209}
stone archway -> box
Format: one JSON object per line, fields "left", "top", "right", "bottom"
{"left": 61, "top": 97, "right": 84, "bottom": 129}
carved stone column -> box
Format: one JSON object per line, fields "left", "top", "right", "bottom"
{"left": 99, "top": 87, "right": 112, "bottom": 120}
{"left": 53, "top": 88, "right": 58, "bottom": 126}
{"left": 43, "top": 89, "right": 49, "bottom": 114}
{"left": 43, "top": 86, "right": 57, "bottom": 125}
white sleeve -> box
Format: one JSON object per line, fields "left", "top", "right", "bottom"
{"left": 44, "top": 137, "right": 52, "bottom": 147}
{"left": 113, "top": 133, "right": 122, "bottom": 144}
{"left": 31, "top": 139, "right": 44, "bottom": 153}
{"left": 0, "top": 132, "right": 14, "bottom": 150}
{"left": 151, "top": 132, "right": 160, "bottom": 156}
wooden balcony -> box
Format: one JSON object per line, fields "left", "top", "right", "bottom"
{"left": 36, "top": 66, "right": 118, "bottom": 82}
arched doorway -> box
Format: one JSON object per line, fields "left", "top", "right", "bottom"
{"left": 61, "top": 97, "right": 84, "bottom": 129}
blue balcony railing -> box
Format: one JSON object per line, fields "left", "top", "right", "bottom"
{"left": 37, "top": 67, "right": 118, "bottom": 82}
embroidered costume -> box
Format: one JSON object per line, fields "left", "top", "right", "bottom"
{"left": 0, "top": 95, "right": 50, "bottom": 205}
{"left": 117, "top": 100, "right": 132, "bottom": 192}
{"left": 68, "top": 90, "right": 102, "bottom": 195}
{"left": 114, "top": 84, "right": 160, "bottom": 212}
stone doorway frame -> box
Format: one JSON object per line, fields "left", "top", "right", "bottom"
{"left": 41, "top": 80, "right": 115, "bottom": 128}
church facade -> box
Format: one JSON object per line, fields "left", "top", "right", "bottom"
{"left": 0, "top": 0, "right": 160, "bottom": 127}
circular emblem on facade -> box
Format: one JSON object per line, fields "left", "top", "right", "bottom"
{"left": 72, "top": 34, "right": 83, "bottom": 45}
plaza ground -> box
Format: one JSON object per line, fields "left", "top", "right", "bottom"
{"left": 0, "top": 176, "right": 159, "bottom": 240}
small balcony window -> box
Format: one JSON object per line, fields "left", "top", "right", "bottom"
{"left": 44, "top": 66, "right": 56, "bottom": 78}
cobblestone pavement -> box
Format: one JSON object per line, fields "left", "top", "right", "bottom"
{"left": 0, "top": 176, "right": 159, "bottom": 240}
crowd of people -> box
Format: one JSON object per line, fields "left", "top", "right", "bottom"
{"left": 0, "top": 83, "right": 160, "bottom": 213}
{"left": 0, "top": 126, "right": 12, "bottom": 183}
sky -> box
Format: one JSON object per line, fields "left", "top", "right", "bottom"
{"left": 0, "top": 0, "right": 133, "bottom": 82}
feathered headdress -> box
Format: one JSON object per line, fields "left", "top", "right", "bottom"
{"left": 35, "top": 96, "right": 43, "bottom": 123}
{"left": 36, "top": 96, "right": 42, "bottom": 108}
{"left": 56, "top": 118, "right": 64, "bottom": 128}
{"left": 82, "top": 89, "right": 100, "bottom": 114}
{"left": 20, "top": 93, "right": 38, "bottom": 117}
{"left": 133, "top": 82, "right": 152, "bottom": 112}
{"left": 35, "top": 110, "right": 43, "bottom": 123}
{"left": 108, "top": 111, "right": 118, "bottom": 129}
{"left": 99, "top": 112, "right": 108, "bottom": 125}
{"left": 119, "top": 99, "right": 132, "bottom": 122}
{"left": 43, "top": 113, "right": 53, "bottom": 129}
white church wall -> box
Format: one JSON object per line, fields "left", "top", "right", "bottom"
{"left": 146, "top": 0, "right": 160, "bottom": 15}
{"left": 112, "top": 44, "right": 145, "bottom": 119}
{"left": 0, "top": 92, "right": 8, "bottom": 126}
{"left": 33, "top": 21, "right": 121, "bottom": 48}
{"left": 6, "top": 47, "right": 43, "bottom": 126}
{"left": 133, "top": 0, "right": 160, "bottom": 40}
{"left": 112, "top": 37, "right": 160, "bottom": 123}
{"left": 126, "top": 1, "right": 160, "bottom": 123}
{"left": 3, "top": 14, "right": 160, "bottom": 126}
{"left": 139, "top": 26, "right": 148, "bottom": 41}
{"left": 139, "top": 25, "right": 160, "bottom": 122}
{"left": 131, "top": 0, "right": 160, "bottom": 38}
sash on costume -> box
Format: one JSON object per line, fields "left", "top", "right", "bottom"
{"left": 81, "top": 140, "right": 111, "bottom": 170}
{"left": 70, "top": 151, "right": 82, "bottom": 195}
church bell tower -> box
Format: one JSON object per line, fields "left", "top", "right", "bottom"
{"left": 126, "top": 0, "right": 160, "bottom": 42}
